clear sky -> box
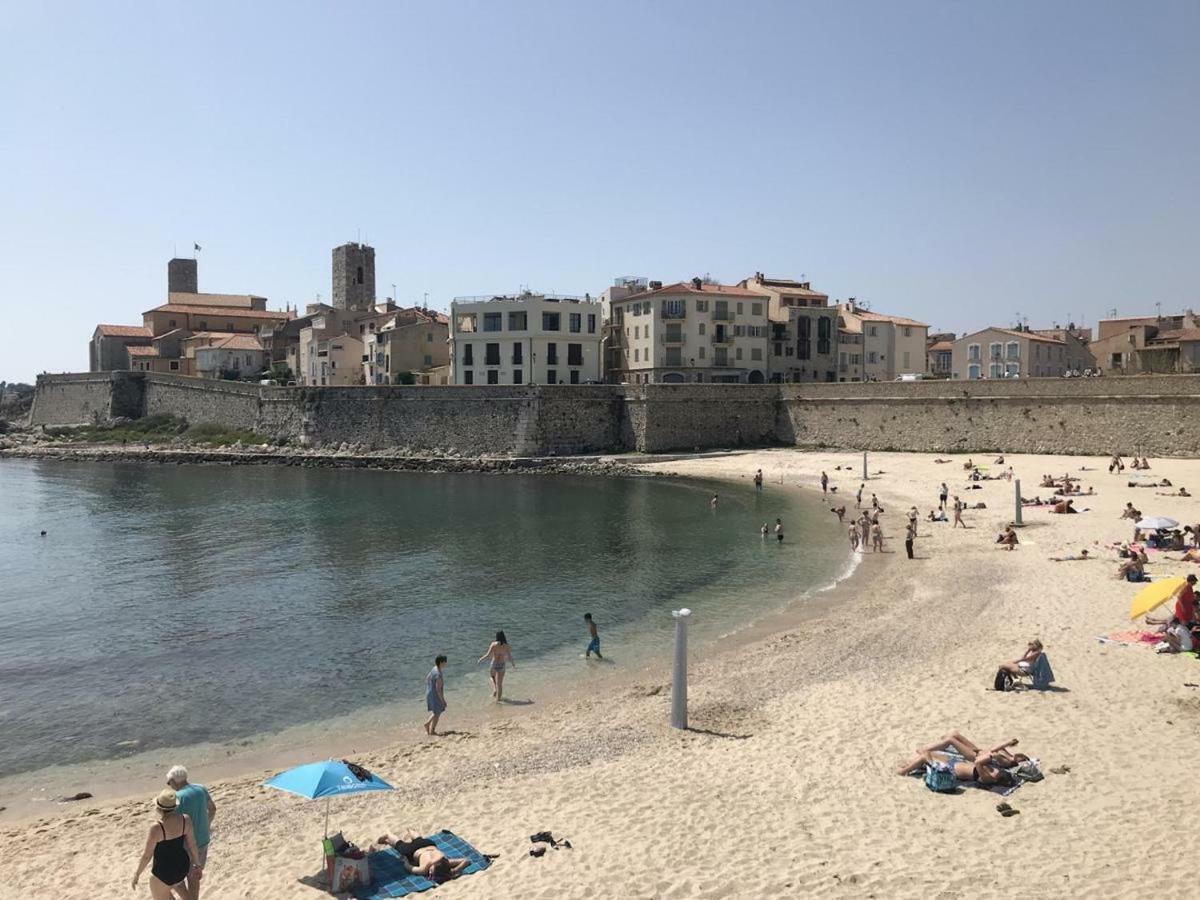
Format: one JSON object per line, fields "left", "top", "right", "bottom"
{"left": 1, "top": 1, "right": 1196, "bottom": 381}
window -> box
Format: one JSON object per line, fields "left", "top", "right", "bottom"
{"left": 989, "top": 362, "right": 1003, "bottom": 378}
{"left": 508, "top": 311, "right": 527, "bottom": 331}
{"left": 169, "top": 360, "right": 180, "bottom": 371}
{"left": 698, "top": 323, "right": 706, "bottom": 336}
{"left": 356, "top": 265, "right": 364, "bottom": 285}
{"left": 513, "top": 369, "right": 523, "bottom": 384}
{"left": 968, "top": 343, "right": 980, "bottom": 361}
{"left": 902, "top": 351, "right": 910, "bottom": 369}
{"left": 487, "top": 370, "right": 499, "bottom": 384}
{"left": 569, "top": 313, "right": 582, "bottom": 333}
{"left": 169, "top": 320, "right": 176, "bottom": 328}
{"left": 226, "top": 322, "right": 234, "bottom": 330}
{"left": 360, "top": 324, "right": 367, "bottom": 334}
{"left": 736, "top": 348, "right": 743, "bottom": 360}
{"left": 1006, "top": 362, "right": 1019, "bottom": 377}
{"left": 869, "top": 326, "right": 877, "bottom": 337}
{"left": 989, "top": 342, "right": 1002, "bottom": 359}
{"left": 547, "top": 342, "right": 558, "bottom": 364}
{"left": 427, "top": 332, "right": 433, "bottom": 342}
{"left": 736, "top": 302, "right": 743, "bottom": 314}
{"left": 587, "top": 314, "right": 596, "bottom": 334}
{"left": 817, "top": 317, "right": 832, "bottom": 355}
{"left": 567, "top": 343, "right": 583, "bottom": 366}
{"left": 570, "top": 370, "right": 580, "bottom": 384}
{"left": 463, "top": 344, "right": 474, "bottom": 365}
{"left": 198, "top": 321, "right": 207, "bottom": 329}
{"left": 903, "top": 326, "right": 912, "bottom": 337}
{"left": 543, "top": 312, "right": 561, "bottom": 331}
{"left": 698, "top": 346, "right": 706, "bottom": 359}
{"left": 424, "top": 354, "right": 432, "bottom": 366}
{"left": 634, "top": 348, "right": 639, "bottom": 362}
{"left": 547, "top": 368, "right": 557, "bottom": 384}
{"left": 513, "top": 343, "right": 523, "bottom": 364}
{"left": 696, "top": 300, "right": 708, "bottom": 312}
{"left": 751, "top": 347, "right": 763, "bottom": 361}
{"left": 775, "top": 343, "right": 783, "bottom": 356}
{"left": 634, "top": 326, "right": 640, "bottom": 339}
{"left": 751, "top": 303, "right": 762, "bottom": 316}
{"left": 868, "top": 351, "right": 878, "bottom": 364}
{"left": 483, "top": 312, "right": 502, "bottom": 332}
{"left": 797, "top": 317, "right": 811, "bottom": 360}
{"left": 457, "top": 314, "right": 477, "bottom": 332}
{"left": 1007, "top": 341, "right": 1020, "bottom": 359}
{"left": 968, "top": 363, "right": 981, "bottom": 380}
{"left": 662, "top": 300, "right": 685, "bottom": 319}
{"left": 485, "top": 343, "right": 500, "bottom": 365}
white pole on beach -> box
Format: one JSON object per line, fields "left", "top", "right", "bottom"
{"left": 862, "top": 450, "right": 868, "bottom": 481}
{"left": 670, "top": 608, "right": 691, "bottom": 729}
{"left": 1014, "top": 479, "right": 1023, "bottom": 526}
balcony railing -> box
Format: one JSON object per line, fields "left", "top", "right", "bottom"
{"left": 712, "top": 309, "right": 734, "bottom": 322}
{"left": 660, "top": 332, "right": 686, "bottom": 345}
{"left": 711, "top": 332, "right": 734, "bottom": 344}
{"left": 661, "top": 308, "right": 686, "bottom": 320}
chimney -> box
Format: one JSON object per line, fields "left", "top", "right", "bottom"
{"left": 692, "top": 277, "right": 703, "bottom": 290}
{"left": 649, "top": 280, "right": 663, "bottom": 291}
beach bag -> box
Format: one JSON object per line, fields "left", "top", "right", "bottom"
{"left": 331, "top": 854, "right": 369, "bottom": 893}
{"left": 924, "top": 761, "right": 957, "bottom": 793}
{"left": 1014, "top": 759, "right": 1044, "bottom": 783}
{"left": 994, "top": 669, "right": 1014, "bottom": 692}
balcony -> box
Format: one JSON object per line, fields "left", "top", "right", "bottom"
{"left": 712, "top": 308, "right": 734, "bottom": 322}
{"left": 711, "top": 331, "right": 734, "bottom": 345}
{"left": 660, "top": 332, "right": 686, "bottom": 345}
{"left": 660, "top": 307, "right": 686, "bottom": 320}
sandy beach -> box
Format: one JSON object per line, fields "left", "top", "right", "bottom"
{"left": 3, "top": 449, "right": 1199, "bottom": 899}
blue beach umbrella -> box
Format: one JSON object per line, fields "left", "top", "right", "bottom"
{"left": 265, "top": 759, "right": 393, "bottom": 836}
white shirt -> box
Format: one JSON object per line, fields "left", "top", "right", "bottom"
{"left": 1169, "top": 622, "right": 1194, "bottom": 651}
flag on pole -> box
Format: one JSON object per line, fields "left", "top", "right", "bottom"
{"left": 194, "top": 243, "right": 202, "bottom": 252}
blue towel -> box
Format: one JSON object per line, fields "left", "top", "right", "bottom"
{"left": 910, "top": 747, "right": 1022, "bottom": 797}
{"left": 1029, "top": 653, "right": 1055, "bottom": 690}
{"left": 353, "top": 831, "right": 490, "bottom": 899}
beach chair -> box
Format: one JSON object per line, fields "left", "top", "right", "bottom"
{"left": 1016, "top": 653, "right": 1055, "bottom": 690}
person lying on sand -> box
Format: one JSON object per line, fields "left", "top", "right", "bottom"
{"left": 1051, "top": 499, "right": 1077, "bottom": 514}
{"left": 896, "top": 733, "right": 1028, "bottom": 786}
{"left": 375, "top": 832, "right": 469, "bottom": 882}
{"left": 1049, "top": 550, "right": 1091, "bottom": 561}
{"left": 934, "top": 458, "right": 952, "bottom": 464}
{"left": 1157, "top": 487, "right": 1191, "bottom": 497}
{"left": 1172, "top": 549, "right": 1200, "bottom": 563}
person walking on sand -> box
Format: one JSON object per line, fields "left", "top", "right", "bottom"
{"left": 849, "top": 524, "right": 860, "bottom": 551}
{"left": 774, "top": 518, "right": 785, "bottom": 543}
{"left": 856, "top": 484, "right": 864, "bottom": 508}
{"left": 952, "top": 496, "right": 965, "bottom": 528}
{"left": 424, "top": 655, "right": 447, "bottom": 735}
{"left": 478, "top": 631, "right": 515, "bottom": 701}
{"left": 754, "top": 469, "right": 763, "bottom": 492}
{"left": 871, "top": 493, "right": 882, "bottom": 512}
{"left": 939, "top": 482, "right": 948, "bottom": 510}
{"left": 584, "top": 613, "right": 602, "bottom": 659}
{"left": 859, "top": 512, "right": 871, "bottom": 548}
{"left": 166, "top": 766, "right": 215, "bottom": 899}
{"left": 820, "top": 471, "right": 829, "bottom": 495}
{"left": 131, "top": 789, "right": 203, "bottom": 900}
{"left": 905, "top": 519, "right": 916, "bottom": 559}
{"left": 871, "top": 521, "right": 884, "bottom": 552}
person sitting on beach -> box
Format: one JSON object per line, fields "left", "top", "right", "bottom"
{"left": 927, "top": 509, "right": 947, "bottom": 522}
{"left": 1140, "top": 457, "right": 1151, "bottom": 470}
{"left": 1130, "top": 457, "right": 1143, "bottom": 470}
{"left": 1121, "top": 502, "right": 1142, "bottom": 521}
{"left": 1050, "top": 549, "right": 1091, "bottom": 561}
{"left": 1117, "top": 557, "right": 1148, "bottom": 582}
{"left": 994, "top": 456, "right": 1005, "bottom": 465}
{"left": 1146, "top": 574, "right": 1197, "bottom": 628}
{"left": 997, "top": 525, "right": 1019, "bottom": 550}
{"left": 1159, "top": 478, "right": 1173, "bottom": 487}
{"left": 375, "top": 832, "right": 469, "bottom": 883}
{"left": 1156, "top": 619, "right": 1194, "bottom": 654}
{"left": 1051, "top": 499, "right": 1077, "bottom": 514}
{"left": 896, "top": 733, "right": 1027, "bottom": 786}
{"left": 1040, "top": 475, "right": 1057, "bottom": 488}
{"left": 963, "top": 458, "right": 975, "bottom": 470}
{"left": 997, "top": 639, "right": 1043, "bottom": 677}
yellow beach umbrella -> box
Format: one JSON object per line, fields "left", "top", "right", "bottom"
{"left": 1129, "top": 577, "right": 1187, "bottom": 621}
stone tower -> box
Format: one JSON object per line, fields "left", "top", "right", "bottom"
{"left": 332, "top": 242, "right": 375, "bottom": 312}
{"left": 168, "top": 258, "right": 198, "bottom": 294}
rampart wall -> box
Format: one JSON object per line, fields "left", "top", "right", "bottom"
{"left": 30, "top": 372, "right": 1200, "bottom": 456}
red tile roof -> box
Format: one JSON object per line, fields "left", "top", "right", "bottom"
{"left": 621, "top": 281, "right": 764, "bottom": 301}
{"left": 144, "top": 304, "right": 292, "bottom": 320}
{"left": 852, "top": 309, "right": 929, "bottom": 329}
{"left": 211, "top": 334, "right": 264, "bottom": 351}
{"left": 96, "top": 324, "right": 152, "bottom": 338}
{"left": 126, "top": 345, "right": 160, "bottom": 357}
{"left": 927, "top": 340, "right": 954, "bottom": 352}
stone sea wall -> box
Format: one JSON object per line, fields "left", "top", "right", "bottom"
{"left": 30, "top": 372, "right": 1200, "bottom": 456}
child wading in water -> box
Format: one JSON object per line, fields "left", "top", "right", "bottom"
{"left": 584, "top": 613, "right": 602, "bottom": 659}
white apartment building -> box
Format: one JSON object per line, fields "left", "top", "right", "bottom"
{"left": 449, "top": 292, "right": 603, "bottom": 385}
{"left": 837, "top": 299, "right": 928, "bottom": 381}
{"left": 607, "top": 278, "right": 771, "bottom": 384}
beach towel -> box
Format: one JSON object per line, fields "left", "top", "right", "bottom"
{"left": 1029, "top": 653, "right": 1055, "bottom": 690}
{"left": 353, "top": 831, "right": 491, "bottom": 899}
{"left": 1097, "top": 631, "right": 1162, "bottom": 646}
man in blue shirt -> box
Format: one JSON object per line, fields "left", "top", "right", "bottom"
{"left": 167, "top": 765, "right": 217, "bottom": 898}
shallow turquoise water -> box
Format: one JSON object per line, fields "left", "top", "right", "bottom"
{"left": 0, "top": 460, "right": 847, "bottom": 776}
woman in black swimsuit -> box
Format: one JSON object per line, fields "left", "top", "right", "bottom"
{"left": 132, "top": 789, "right": 203, "bottom": 898}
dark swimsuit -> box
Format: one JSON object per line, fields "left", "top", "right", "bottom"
{"left": 394, "top": 836, "right": 436, "bottom": 865}
{"left": 152, "top": 818, "right": 191, "bottom": 886}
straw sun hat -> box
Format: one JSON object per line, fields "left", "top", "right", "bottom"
{"left": 155, "top": 788, "right": 178, "bottom": 815}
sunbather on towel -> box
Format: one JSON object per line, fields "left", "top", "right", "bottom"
{"left": 896, "top": 733, "right": 1026, "bottom": 786}
{"left": 375, "top": 832, "right": 468, "bottom": 883}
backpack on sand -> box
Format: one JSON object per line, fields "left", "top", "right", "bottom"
{"left": 993, "top": 669, "right": 1014, "bottom": 692}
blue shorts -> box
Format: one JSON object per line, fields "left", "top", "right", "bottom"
{"left": 587, "top": 636, "right": 601, "bottom": 654}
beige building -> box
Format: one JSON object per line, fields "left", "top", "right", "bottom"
{"left": 449, "top": 292, "right": 602, "bottom": 385}
{"left": 926, "top": 338, "right": 954, "bottom": 378}
{"left": 193, "top": 334, "right": 267, "bottom": 379}
{"left": 951, "top": 327, "right": 1068, "bottom": 379}
{"left": 296, "top": 307, "right": 367, "bottom": 386}
{"left": 1088, "top": 312, "right": 1199, "bottom": 374}
{"left": 608, "top": 278, "right": 770, "bottom": 384}
{"left": 738, "top": 273, "right": 838, "bottom": 383}
{"left": 838, "top": 300, "right": 929, "bottom": 381}
{"left": 359, "top": 306, "right": 450, "bottom": 385}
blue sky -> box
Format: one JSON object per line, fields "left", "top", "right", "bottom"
{"left": 1, "top": 1, "right": 1196, "bottom": 381}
